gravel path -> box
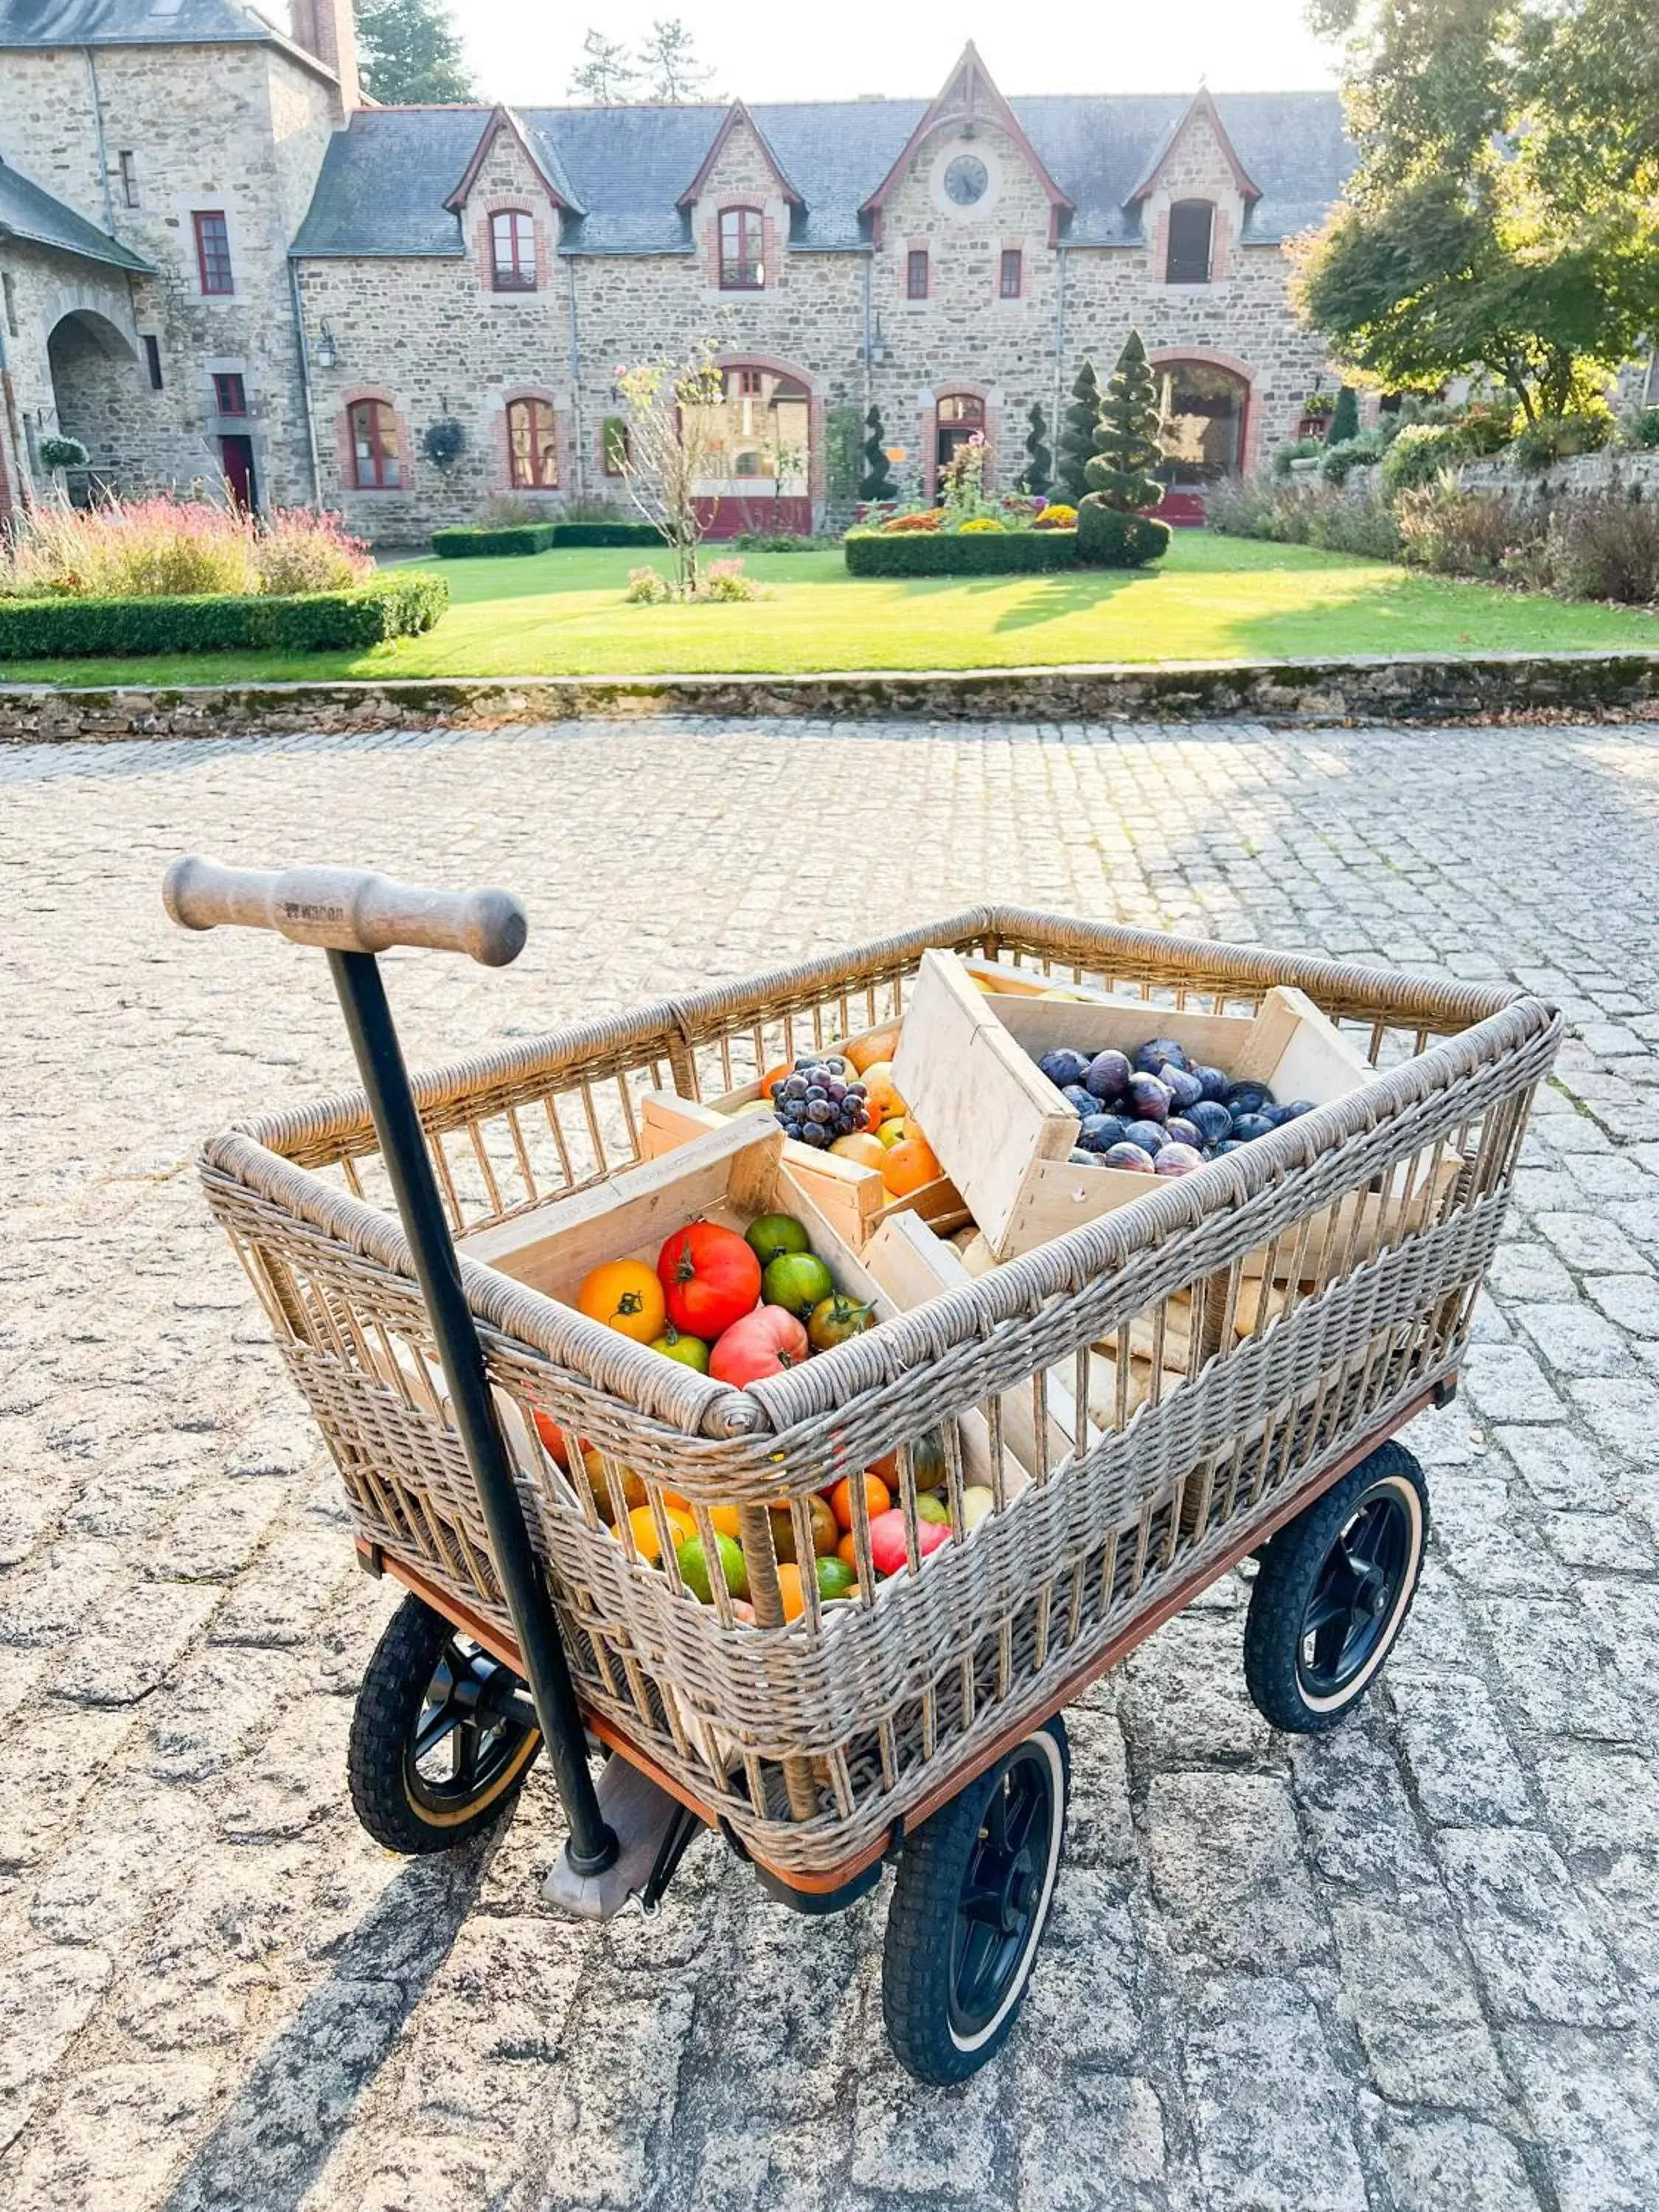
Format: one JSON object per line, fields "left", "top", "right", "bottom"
{"left": 2, "top": 716, "right": 1657, "bottom": 2212}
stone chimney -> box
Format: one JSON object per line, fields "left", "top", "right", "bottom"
{"left": 291, "top": 0, "right": 361, "bottom": 110}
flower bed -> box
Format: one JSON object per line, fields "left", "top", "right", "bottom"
{"left": 0, "top": 573, "right": 448, "bottom": 659}
{"left": 432, "top": 521, "right": 663, "bottom": 557}
{"left": 844, "top": 529, "right": 1080, "bottom": 577}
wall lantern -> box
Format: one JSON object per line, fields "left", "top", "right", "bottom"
{"left": 313, "top": 322, "right": 338, "bottom": 371}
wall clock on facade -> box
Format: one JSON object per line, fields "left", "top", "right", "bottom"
{"left": 943, "top": 153, "right": 989, "bottom": 206}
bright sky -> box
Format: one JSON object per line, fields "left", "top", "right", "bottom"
{"left": 453, "top": 1, "right": 1341, "bottom": 108}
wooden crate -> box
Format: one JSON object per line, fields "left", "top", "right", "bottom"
{"left": 893, "top": 950, "right": 1374, "bottom": 1262}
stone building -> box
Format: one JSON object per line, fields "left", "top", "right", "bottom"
{"left": 0, "top": 10, "right": 1355, "bottom": 538}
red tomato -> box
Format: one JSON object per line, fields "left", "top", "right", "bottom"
{"left": 709, "top": 1306, "right": 808, "bottom": 1387}
{"left": 658, "top": 1221, "right": 762, "bottom": 1339}
{"left": 532, "top": 1409, "right": 570, "bottom": 1467}
{"left": 869, "top": 1508, "right": 950, "bottom": 1577}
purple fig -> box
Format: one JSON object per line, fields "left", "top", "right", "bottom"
{"left": 1127, "top": 1073, "right": 1172, "bottom": 1122}
{"left": 1102, "top": 1141, "right": 1156, "bottom": 1173}
{"left": 1085, "top": 1048, "right": 1133, "bottom": 1101}
{"left": 1155, "top": 1142, "right": 1206, "bottom": 1176}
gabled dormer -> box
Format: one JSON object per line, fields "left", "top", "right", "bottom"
{"left": 1123, "top": 87, "right": 1260, "bottom": 285}
{"left": 678, "top": 100, "right": 801, "bottom": 292}
{"left": 859, "top": 43, "right": 1073, "bottom": 249}
{"left": 445, "top": 106, "right": 580, "bottom": 297}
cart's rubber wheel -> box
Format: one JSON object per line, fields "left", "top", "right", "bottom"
{"left": 348, "top": 1593, "right": 541, "bottom": 1853}
{"left": 882, "top": 1717, "right": 1069, "bottom": 2085}
{"left": 1243, "top": 1442, "right": 1429, "bottom": 1733}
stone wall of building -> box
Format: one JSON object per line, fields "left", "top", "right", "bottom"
{"left": 0, "top": 38, "right": 343, "bottom": 512}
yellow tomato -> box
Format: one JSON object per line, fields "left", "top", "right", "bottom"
{"left": 625, "top": 1504, "right": 697, "bottom": 1562}
{"left": 577, "top": 1259, "right": 666, "bottom": 1343}
{"left": 776, "top": 1563, "right": 806, "bottom": 1622}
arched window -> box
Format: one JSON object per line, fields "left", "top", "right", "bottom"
{"left": 719, "top": 207, "right": 763, "bottom": 290}
{"left": 1154, "top": 361, "right": 1248, "bottom": 484}
{"left": 1166, "top": 201, "right": 1214, "bottom": 285}
{"left": 491, "top": 209, "right": 536, "bottom": 291}
{"left": 507, "top": 397, "right": 558, "bottom": 489}
{"left": 348, "top": 397, "right": 400, "bottom": 488}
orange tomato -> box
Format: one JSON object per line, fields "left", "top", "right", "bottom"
{"left": 625, "top": 1504, "right": 697, "bottom": 1562}
{"left": 836, "top": 1531, "right": 858, "bottom": 1569}
{"left": 830, "top": 1472, "right": 891, "bottom": 1533}
{"left": 845, "top": 1024, "right": 901, "bottom": 1074}
{"left": 883, "top": 1135, "right": 942, "bottom": 1197}
{"left": 532, "top": 1409, "right": 571, "bottom": 1467}
{"left": 577, "top": 1258, "right": 666, "bottom": 1344}
{"left": 776, "top": 1563, "right": 806, "bottom": 1622}
{"left": 830, "top": 1131, "right": 888, "bottom": 1171}
{"left": 659, "top": 1490, "right": 740, "bottom": 1540}
{"left": 758, "top": 1060, "right": 794, "bottom": 1098}
{"left": 859, "top": 1060, "right": 905, "bottom": 1125}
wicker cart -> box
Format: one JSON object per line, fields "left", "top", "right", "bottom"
{"left": 164, "top": 863, "right": 1559, "bottom": 2085}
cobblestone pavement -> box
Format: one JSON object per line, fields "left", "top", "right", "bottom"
{"left": 3, "top": 716, "right": 1658, "bottom": 2212}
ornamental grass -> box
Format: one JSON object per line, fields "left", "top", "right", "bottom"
{"left": 0, "top": 496, "right": 372, "bottom": 599}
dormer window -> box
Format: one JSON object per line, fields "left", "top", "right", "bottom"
{"left": 491, "top": 209, "right": 536, "bottom": 291}
{"left": 1166, "top": 201, "right": 1214, "bottom": 284}
{"left": 719, "top": 206, "right": 763, "bottom": 290}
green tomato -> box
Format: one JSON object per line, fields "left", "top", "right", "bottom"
{"left": 746, "top": 1212, "right": 810, "bottom": 1267}
{"left": 807, "top": 1293, "right": 876, "bottom": 1353}
{"left": 649, "top": 1325, "right": 710, "bottom": 1373}
{"left": 815, "top": 1555, "right": 856, "bottom": 1601}
{"left": 675, "top": 1532, "right": 748, "bottom": 1604}
{"left": 916, "top": 1492, "right": 951, "bottom": 1527}
{"left": 762, "top": 1250, "right": 835, "bottom": 1319}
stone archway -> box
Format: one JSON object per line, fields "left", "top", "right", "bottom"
{"left": 46, "top": 308, "right": 144, "bottom": 498}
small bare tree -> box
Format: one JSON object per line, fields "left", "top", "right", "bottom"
{"left": 613, "top": 338, "right": 725, "bottom": 597}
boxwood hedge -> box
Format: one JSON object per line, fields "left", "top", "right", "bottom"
{"left": 844, "top": 528, "right": 1080, "bottom": 576}
{"left": 431, "top": 521, "right": 663, "bottom": 557}
{"left": 0, "top": 572, "right": 448, "bottom": 661}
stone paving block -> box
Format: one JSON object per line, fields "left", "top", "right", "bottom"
{"left": 1116, "top": 1611, "right": 1276, "bottom": 1767}
{"left": 1492, "top": 1427, "right": 1619, "bottom": 1511}
{"left": 1534, "top": 1745, "right": 1659, "bottom": 1861}
{"left": 1370, "top": 2110, "right": 1541, "bottom": 2212}
{"left": 1435, "top": 1828, "right": 1630, "bottom": 2027}
{"left": 0, "top": 1944, "right": 113, "bottom": 2154}
{"left": 1018, "top": 1869, "right": 1144, "bottom": 2065}
{"left": 1060, "top": 1695, "right": 1136, "bottom": 1869}
{"left": 53, "top": 1578, "right": 219, "bottom": 1706}
{"left": 849, "top": 2053, "right": 1001, "bottom": 2198}
{"left": 0, "top": 1705, "right": 133, "bottom": 1874}
{"left": 1425, "top": 1474, "right": 1568, "bottom": 1597}
{"left": 1179, "top": 1972, "right": 1368, "bottom": 2212}
{"left": 1568, "top": 1377, "right": 1659, "bottom": 1464}
{"left": 393, "top": 1918, "right": 585, "bottom": 2133}
{"left": 150, "top": 1477, "right": 290, "bottom": 1581}
{"left": 0, "top": 2059, "right": 222, "bottom": 2212}
{"left": 1473, "top": 1597, "right": 1644, "bottom": 1744}
{"left": 517, "top": 1982, "right": 695, "bottom": 2211}
{"left": 139, "top": 1644, "right": 301, "bottom": 1784}
{"left": 29, "top": 1775, "right": 209, "bottom": 1947}
{"left": 1585, "top": 1274, "right": 1659, "bottom": 1336}
{"left": 1147, "top": 1773, "right": 1326, "bottom": 1969}
{"left": 1010, "top": 2064, "right": 1171, "bottom": 2212}
{"left": 1533, "top": 1213, "right": 1653, "bottom": 1273}
{"left": 1502, "top": 2027, "right": 1659, "bottom": 2212}
{"left": 1287, "top": 1717, "right": 1440, "bottom": 1899}
{"left": 1509, "top": 1301, "right": 1634, "bottom": 1377}
{"left": 1463, "top": 1344, "right": 1568, "bottom": 1425}
{"left": 1486, "top": 1244, "right": 1578, "bottom": 1302}
{"left": 1541, "top": 1509, "right": 1656, "bottom": 1571}
{"left": 1386, "top": 1674, "right": 1534, "bottom": 1827}
{"left": 1352, "top": 2017, "right": 1514, "bottom": 2120}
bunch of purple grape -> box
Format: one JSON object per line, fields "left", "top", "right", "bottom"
{"left": 1035, "top": 1037, "right": 1315, "bottom": 1180}
{"left": 770, "top": 1057, "right": 872, "bottom": 1150}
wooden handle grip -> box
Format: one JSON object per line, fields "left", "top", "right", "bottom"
{"left": 162, "top": 856, "right": 528, "bottom": 967}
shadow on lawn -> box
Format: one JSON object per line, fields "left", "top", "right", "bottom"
{"left": 976, "top": 568, "right": 1144, "bottom": 635}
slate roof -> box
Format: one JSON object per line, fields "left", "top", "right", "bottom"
{"left": 0, "top": 152, "right": 153, "bottom": 269}
{"left": 294, "top": 88, "right": 1353, "bottom": 262}
{"left": 0, "top": 0, "right": 270, "bottom": 46}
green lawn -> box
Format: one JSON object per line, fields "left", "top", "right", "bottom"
{"left": 6, "top": 532, "right": 1655, "bottom": 686}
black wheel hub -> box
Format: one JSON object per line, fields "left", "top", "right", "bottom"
{"left": 1298, "top": 1486, "right": 1413, "bottom": 1697}
{"left": 407, "top": 1636, "right": 538, "bottom": 1813}
{"left": 948, "top": 1746, "right": 1055, "bottom": 2036}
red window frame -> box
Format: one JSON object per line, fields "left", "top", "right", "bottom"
{"left": 212, "top": 372, "right": 247, "bottom": 416}
{"left": 999, "top": 248, "right": 1022, "bottom": 299}
{"left": 737, "top": 368, "right": 764, "bottom": 397}
{"left": 1166, "top": 201, "right": 1214, "bottom": 284}
{"left": 906, "top": 248, "right": 929, "bottom": 299}
{"left": 193, "top": 211, "right": 234, "bottom": 296}
{"left": 349, "top": 397, "right": 401, "bottom": 489}
{"left": 507, "top": 397, "right": 558, "bottom": 490}
{"left": 490, "top": 209, "right": 536, "bottom": 291}
{"left": 719, "top": 206, "right": 763, "bottom": 290}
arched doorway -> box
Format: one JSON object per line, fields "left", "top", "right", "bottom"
{"left": 46, "top": 310, "right": 141, "bottom": 502}
{"left": 935, "top": 392, "right": 985, "bottom": 480}
{"left": 689, "top": 364, "right": 813, "bottom": 536}
{"left": 1152, "top": 358, "right": 1249, "bottom": 524}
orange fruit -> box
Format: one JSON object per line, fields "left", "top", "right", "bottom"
{"left": 625, "top": 1504, "right": 696, "bottom": 1562}
{"left": 776, "top": 1562, "right": 806, "bottom": 1622}
{"left": 758, "top": 1060, "right": 794, "bottom": 1098}
{"left": 845, "top": 1025, "right": 901, "bottom": 1074}
{"left": 830, "top": 1472, "right": 891, "bottom": 1533}
{"left": 836, "top": 1531, "right": 858, "bottom": 1569}
{"left": 858, "top": 1061, "right": 905, "bottom": 1125}
{"left": 532, "top": 1409, "right": 571, "bottom": 1467}
{"left": 883, "top": 1135, "right": 942, "bottom": 1197}
{"left": 830, "top": 1131, "right": 888, "bottom": 1171}
{"left": 659, "top": 1490, "right": 740, "bottom": 1540}
{"left": 577, "top": 1258, "right": 666, "bottom": 1344}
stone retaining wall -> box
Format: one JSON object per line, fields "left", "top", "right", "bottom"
{"left": 1454, "top": 450, "right": 1659, "bottom": 501}
{"left": 4, "top": 650, "right": 1658, "bottom": 742}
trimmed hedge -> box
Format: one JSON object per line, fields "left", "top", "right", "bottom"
{"left": 844, "top": 529, "right": 1079, "bottom": 577}
{"left": 431, "top": 521, "right": 664, "bottom": 557}
{"left": 0, "top": 573, "right": 448, "bottom": 661}
{"left": 1076, "top": 500, "right": 1173, "bottom": 568}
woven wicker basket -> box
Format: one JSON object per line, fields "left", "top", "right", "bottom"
{"left": 198, "top": 908, "right": 1558, "bottom": 1879}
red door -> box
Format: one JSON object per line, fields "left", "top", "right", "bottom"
{"left": 219, "top": 434, "right": 257, "bottom": 512}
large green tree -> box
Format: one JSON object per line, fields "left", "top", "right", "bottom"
{"left": 1298, "top": 0, "right": 1659, "bottom": 420}
{"left": 568, "top": 29, "right": 637, "bottom": 102}
{"left": 355, "top": 0, "right": 475, "bottom": 102}
{"left": 638, "top": 18, "right": 715, "bottom": 101}
{"left": 1054, "top": 360, "right": 1100, "bottom": 504}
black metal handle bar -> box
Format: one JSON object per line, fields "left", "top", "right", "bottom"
{"left": 163, "top": 860, "right": 617, "bottom": 1879}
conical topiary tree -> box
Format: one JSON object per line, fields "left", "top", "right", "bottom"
{"left": 859, "top": 405, "right": 898, "bottom": 502}
{"left": 1328, "top": 384, "right": 1360, "bottom": 446}
{"left": 1054, "top": 359, "right": 1100, "bottom": 504}
{"left": 1077, "top": 330, "right": 1172, "bottom": 567}
{"left": 1020, "top": 402, "right": 1052, "bottom": 498}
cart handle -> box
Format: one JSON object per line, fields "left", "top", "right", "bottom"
{"left": 163, "top": 856, "right": 527, "bottom": 967}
